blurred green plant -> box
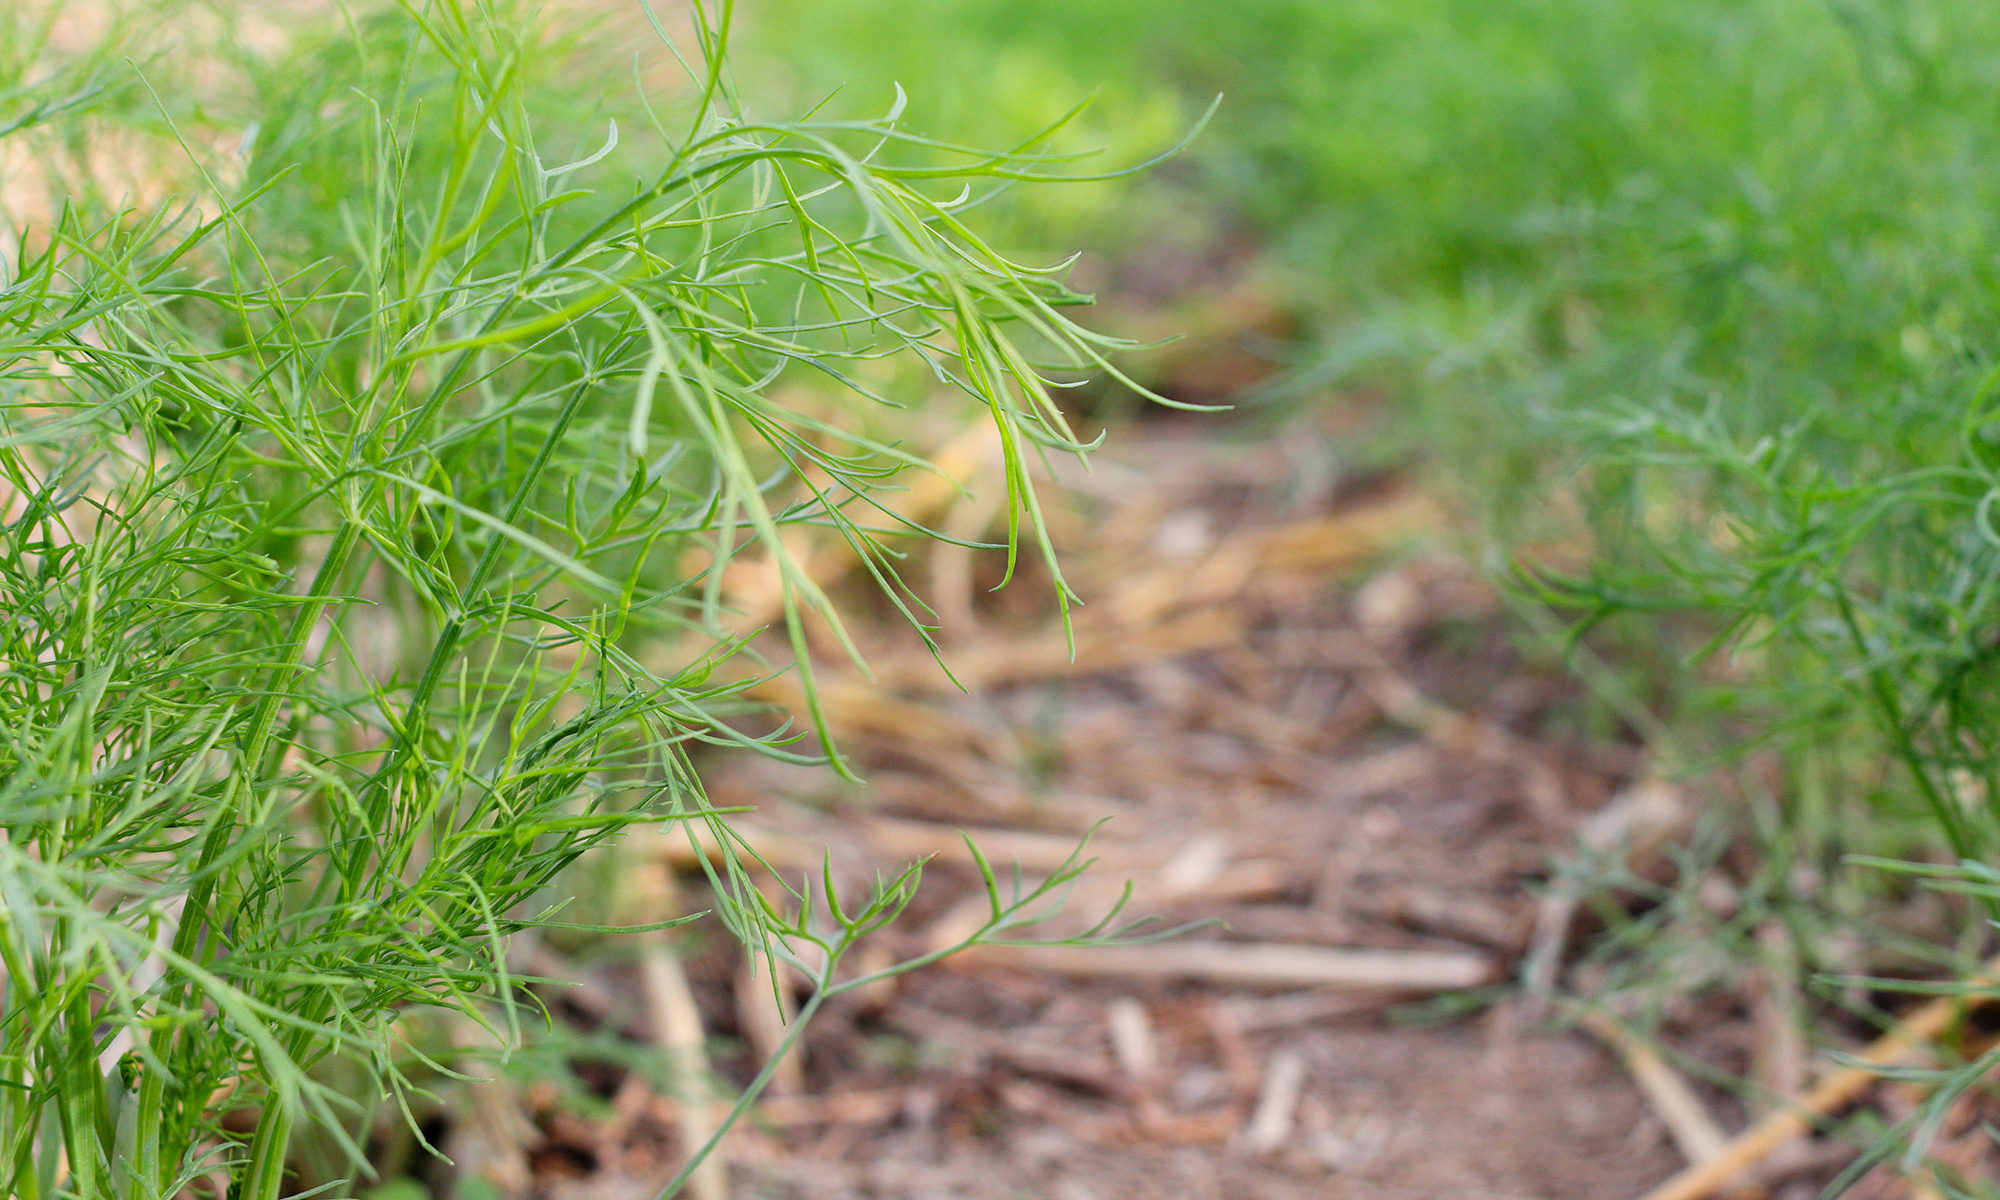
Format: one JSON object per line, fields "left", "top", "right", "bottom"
{"left": 0, "top": 1, "right": 1175, "bottom": 1195}
{"left": 752, "top": 0, "right": 2000, "bottom": 1184}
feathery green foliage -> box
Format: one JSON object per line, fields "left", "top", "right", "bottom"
{"left": 0, "top": 1, "right": 1166, "bottom": 1194}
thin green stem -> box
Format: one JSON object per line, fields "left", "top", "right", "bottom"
{"left": 652, "top": 987, "right": 825, "bottom": 1200}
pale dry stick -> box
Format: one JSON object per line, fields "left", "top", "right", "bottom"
{"left": 744, "top": 673, "right": 993, "bottom": 747}
{"left": 734, "top": 954, "right": 804, "bottom": 1098}
{"left": 864, "top": 767, "right": 1115, "bottom": 828}
{"left": 1252, "top": 491, "right": 1445, "bottom": 574}
{"left": 623, "top": 845, "right": 730, "bottom": 1200}
{"left": 863, "top": 816, "right": 1149, "bottom": 874}
{"left": 965, "top": 941, "right": 1499, "bottom": 992}
{"left": 640, "top": 941, "right": 729, "bottom": 1200}
{"left": 1580, "top": 1012, "right": 1731, "bottom": 1166}
{"left": 657, "top": 811, "right": 1155, "bottom": 876}
{"left": 445, "top": 1018, "right": 534, "bottom": 1196}
{"left": 1636, "top": 956, "right": 2000, "bottom": 1200}
{"left": 1358, "top": 883, "right": 1528, "bottom": 952}
{"left": 656, "top": 819, "right": 823, "bottom": 875}
{"left": 1106, "top": 489, "right": 1445, "bottom": 627}
{"left": 1106, "top": 996, "right": 1159, "bottom": 1083}
{"left": 1242, "top": 1048, "right": 1307, "bottom": 1156}
{"left": 662, "top": 810, "right": 1287, "bottom": 910}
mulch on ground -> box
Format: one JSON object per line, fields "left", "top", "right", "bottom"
{"left": 413, "top": 411, "right": 2000, "bottom": 1200}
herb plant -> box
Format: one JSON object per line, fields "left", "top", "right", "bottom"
{"left": 0, "top": 2, "right": 1165, "bottom": 1195}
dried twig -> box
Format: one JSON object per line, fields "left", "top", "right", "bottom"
{"left": 1637, "top": 957, "right": 2000, "bottom": 1200}
{"left": 1105, "top": 490, "right": 1442, "bottom": 627}
{"left": 640, "top": 944, "right": 729, "bottom": 1200}
{"left": 870, "top": 605, "right": 1245, "bottom": 694}
{"left": 624, "top": 848, "right": 729, "bottom": 1200}
{"left": 735, "top": 953, "right": 804, "bottom": 1098}
{"left": 1581, "top": 1011, "right": 1730, "bottom": 1165}
{"left": 657, "top": 812, "right": 1143, "bottom": 875}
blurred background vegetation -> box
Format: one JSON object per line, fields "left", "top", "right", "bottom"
{"left": 740, "top": 0, "right": 2000, "bottom": 893}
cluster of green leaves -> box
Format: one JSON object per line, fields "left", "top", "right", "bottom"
{"left": 0, "top": 1, "right": 1160, "bottom": 1195}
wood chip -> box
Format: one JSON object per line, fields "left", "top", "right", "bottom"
{"left": 1107, "top": 996, "right": 1159, "bottom": 1083}
{"left": 1243, "top": 1049, "right": 1307, "bottom": 1155}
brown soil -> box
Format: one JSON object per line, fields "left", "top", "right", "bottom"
{"left": 696, "top": 417, "right": 1681, "bottom": 1200}
{"left": 415, "top": 411, "right": 1997, "bottom": 1200}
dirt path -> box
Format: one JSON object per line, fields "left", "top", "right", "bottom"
{"left": 480, "top": 414, "right": 1721, "bottom": 1200}
{"left": 413, "top": 411, "right": 2000, "bottom": 1200}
